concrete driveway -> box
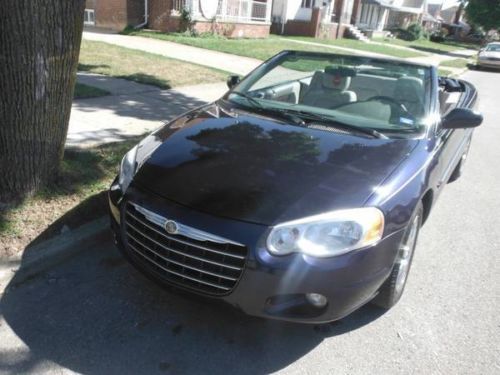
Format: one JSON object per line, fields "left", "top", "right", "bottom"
{"left": 0, "top": 69, "right": 499, "bottom": 374}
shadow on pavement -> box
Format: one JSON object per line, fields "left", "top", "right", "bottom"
{"left": 0, "top": 228, "right": 386, "bottom": 374}
{"left": 468, "top": 64, "right": 500, "bottom": 73}
{"left": 71, "top": 85, "right": 205, "bottom": 122}
{"left": 68, "top": 82, "right": 211, "bottom": 147}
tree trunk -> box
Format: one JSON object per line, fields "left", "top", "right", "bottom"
{"left": 0, "top": 0, "right": 85, "bottom": 203}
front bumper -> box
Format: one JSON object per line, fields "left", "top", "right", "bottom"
{"left": 109, "top": 181, "right": 404, "bottom": 324}
{"left": 478, "top": 59, "right": 500, "bottom": 69}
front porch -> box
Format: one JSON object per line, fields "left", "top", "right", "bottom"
{"left": 354, "top": 0, "right": 423, "bottom": 36}
{"left": 271, "top": 0, "right": 358, "bottom": 40}
{"left": 149, "top": 0, "right": 273, "bottom": 38}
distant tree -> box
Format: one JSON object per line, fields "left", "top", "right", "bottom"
{"left": 0, "top": 0, "right": 85, "bottom": 203}
{"left": 466, "top": 0, "right": 500, "bottom": 31}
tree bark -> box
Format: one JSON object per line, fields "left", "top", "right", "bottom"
{"left": 0, "top": 0, "right": 85, "bottom": 203}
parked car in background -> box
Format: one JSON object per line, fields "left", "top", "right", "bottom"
{"left": 109, "top": 51, "right": 482, "bottom": 323}
{"left": 477, "top": 42, "right": 500, "bottom": 70}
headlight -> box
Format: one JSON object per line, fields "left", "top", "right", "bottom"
{"left": 266, "top": 207, "right": 384, "bottom": 257}
{"left": 118, "top": 145, "right": 138, "bottom": 193}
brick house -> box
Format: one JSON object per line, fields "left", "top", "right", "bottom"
{"left": 85, "top": 0, "right": 274, "bottom": 38}
{"left": 84, "top": 0, "right": 144, "bottom": 30}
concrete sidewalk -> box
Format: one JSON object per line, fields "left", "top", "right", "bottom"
{"left": 69, "top": 72, "right": 227, "bottom": 147}
{"left": 82, "top": 30, "right": 475, "bottom": 79}
{"left": 82, "top": 31, "right": 261, "bottom": 76}
{"left": 276, "top": 37, "right": 389, "bottom": 58}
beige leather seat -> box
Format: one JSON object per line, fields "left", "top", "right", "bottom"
{"left": 393, "top": 76, "right": 425, "bottom": 118}
{"left": 301, "top": 68, "right": 357, "bottom": 109}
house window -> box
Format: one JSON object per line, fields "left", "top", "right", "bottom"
{"left": 172, "top": 0, "right": 186, "bottom": 12}
{"left": 84, "top": 9, "right": 95, "bottom": 26}
{"left": 301, "top": 0, "right": 314, "bottom": 8}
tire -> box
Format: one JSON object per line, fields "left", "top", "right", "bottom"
{"left": 448, "top": 136, "right": 472, "bottom": 183}
{"left": 372, "top": 202, "right": 423, "bottom": 309}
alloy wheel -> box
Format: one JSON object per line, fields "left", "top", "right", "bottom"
{"left": 394, "top": 214, "right": 420, "bottom": 295}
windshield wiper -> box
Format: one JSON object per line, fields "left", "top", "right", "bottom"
{"left": 230, "top": 91, "right": 264, "bottom": 109}
{"left": 229, "top": 93, "right": 385, "bottom": 138}
{"left": 280, "top": 110, "right": 388, "bottom": 139}
{"left": 229, "top": 92, "right": 305, "bottom": 125}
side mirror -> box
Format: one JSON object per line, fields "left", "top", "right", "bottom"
{"left": 227, "top": 75, "right": 241, "bottom": 89}
{"left": 441, "top": 108, "right": 483, "bottom": 129}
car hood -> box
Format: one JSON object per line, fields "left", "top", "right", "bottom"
{"left": 133, "top": 103, "right": 419, "bottom": 225}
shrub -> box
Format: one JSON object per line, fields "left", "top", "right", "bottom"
{"left": 179, "top": 8, "right": 195, "bottom": 34}
{"left": 405, "top": 23, "right": 424, "bottom": 41}
{"left": 430, "top": 33, "right": 445, "bottom": 42}
{"left": 430, "top": 27, "right": 449, "bottom": 42}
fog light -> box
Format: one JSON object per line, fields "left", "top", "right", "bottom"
{"left": 305, "top": 293, "right": 327, "bottom": 308}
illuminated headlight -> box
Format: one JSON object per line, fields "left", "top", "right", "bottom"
{"left": 118, "top": 145, "right": 138, "bottom": 193}
{"left": 267, "top": 208, "right": 384, "bottom": 257}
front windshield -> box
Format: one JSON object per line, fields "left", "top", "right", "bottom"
{"left": 485, "top": 44, "right": 500, "bottom": 52}
{"left": 226, "top": 52, "right": 432, "bottom": 136}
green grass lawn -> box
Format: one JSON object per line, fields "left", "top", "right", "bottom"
{"left": 74, "top": 82, "right": 110, "bottom": 99}
{"left": 125, "top": 30, "right": 356, "bottom": 61}
{"left": 437, "top": 68, "right": 454, "bottom": 77}
{"left": 280, "top": 36, "right": 425, "bottom": 58}
{"left": 0, "top": 137, "right": 142, "bottom": 257}
{"left": 373, "top": 37, "right": 480, "bottom": 54}
{"left": 78, "top": 40, "right": 227, "bottom": 89}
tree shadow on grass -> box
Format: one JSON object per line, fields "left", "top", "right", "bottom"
{"left": 78, "top": 64, "right": 172, "bottom": 90}
{"left": 0, "top": 137, "right": 143, "bottom": 254}
{"left": 0, "top": 221, "right": 387, "bottom": 374}
{"left": 116, "top": 73, "right": 171, "bottom": 90}
{"left": 78, "top": 63, "right": 110, "bottom": 71}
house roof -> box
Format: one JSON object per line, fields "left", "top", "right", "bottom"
{"left": 400, "top": 0, "right": 424, "bottom": 8}
{"left": 364, "top": 0, "right": 424, "bottom": 14}
{"left": 427, "top": 3, "right": 442, "bottom": 17}
{"left": 363, "top": 0, "right": 393, "bottom": 7}
{"left": 422, "top": 13, "right": 440, "bottom": 22}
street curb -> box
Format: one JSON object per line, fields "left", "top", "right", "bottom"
{"left": 0, "top": 216, "right": 108, "bottom": 292}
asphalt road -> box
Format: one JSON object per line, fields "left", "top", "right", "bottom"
{"left": 1, "top": 69, "right": 499, "bottom": 375}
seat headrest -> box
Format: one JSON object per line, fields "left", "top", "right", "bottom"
{"left": 324, "top": 66, "right": 357, "bottom": 77}
{"left": 320, "top": 66, "right": 356, "bottom": 91}
{"left": 322, "top": 72, "right": 351, "bottom": 91}
{"left": 394, "top": 76, "right": 423, "bottom": 101}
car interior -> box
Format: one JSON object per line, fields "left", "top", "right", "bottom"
{"left": 247, "top": 64, "right": 427, "bottom": 124}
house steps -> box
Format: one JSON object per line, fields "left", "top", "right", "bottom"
{"left": 345, "top": 25, "right": 370, "bottom": 43}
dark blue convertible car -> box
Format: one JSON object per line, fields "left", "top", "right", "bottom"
{"left": 109, "top": 51, "right": 482, "bottom": 323}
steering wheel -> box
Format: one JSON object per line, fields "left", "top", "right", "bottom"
{"left": 366, "top": 95, "right": 415, "bottom": 121}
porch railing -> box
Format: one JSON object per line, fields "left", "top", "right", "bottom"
{"left": 217, "top": 0, "right": 269, "bottom": 23}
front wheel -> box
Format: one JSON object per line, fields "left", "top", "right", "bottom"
{"left": 372, "top": 202, "right": 423, "bottom": 309}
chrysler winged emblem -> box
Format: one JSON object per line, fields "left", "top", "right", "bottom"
{"left": 164, "top": 220, "right": 179, "bottom": 235}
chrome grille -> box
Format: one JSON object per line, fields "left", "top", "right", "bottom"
{"left": 124, "top": 203, "right": 247, "bottom": 295}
